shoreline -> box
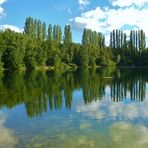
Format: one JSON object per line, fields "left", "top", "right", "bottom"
{"left": 1, "top": 65, "right": 148, "bottom": 72}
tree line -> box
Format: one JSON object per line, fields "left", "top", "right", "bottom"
{"left": 110, "top": 29, "right": 147, "bottom": 65}
{"left": 0, "top": 17, "right": 147, "bottom": 70}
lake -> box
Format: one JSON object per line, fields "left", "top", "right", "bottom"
{"left": 0, "top": 68, "right": 148, "bottom": 148}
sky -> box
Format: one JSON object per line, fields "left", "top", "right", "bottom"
{"left": 0, "top": 0, "right": 148, "bottom": 45}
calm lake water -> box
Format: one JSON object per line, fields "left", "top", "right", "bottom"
{"left": 0, "top": 68, "right": 148, "bottom": 148}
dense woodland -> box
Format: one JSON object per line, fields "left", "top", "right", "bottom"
{"left": 0, "top": 17, "right": 147, "bottom": 70}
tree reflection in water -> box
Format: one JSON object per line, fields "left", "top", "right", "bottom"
{"left": 0, "top": 68, "right": 147, "bottom": 117}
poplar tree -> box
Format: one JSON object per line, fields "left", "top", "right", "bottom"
{"left": 80, "top": 28, "right": 89, "bottom": 67}
{"left": 63, "top": 25, "right": 73, "bottom": 63}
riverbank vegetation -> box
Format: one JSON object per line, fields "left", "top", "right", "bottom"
{"left": 0, "top": 17, "right": 147, "bottom": 70}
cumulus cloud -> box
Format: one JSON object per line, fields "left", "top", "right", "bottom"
{"left": 110, "top": 0, "right": 148, "bottom": 7}
{"left": 0, "top": 0, "right": 6, "bottom": 19}
{"left": 71, "top": 6, "right": 148, "bottom": 33}
{"left": 0, "top": 24, "right": 23, "bottom": 33}
{"left": 70, "top": 7, "right": 108, "bottom": 33}
{"left": 70, "top": 5, "right": 148, "bottom": 45}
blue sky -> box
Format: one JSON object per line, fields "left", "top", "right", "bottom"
{"left": 0, "top": 0, "right": 148, "bottom": 44}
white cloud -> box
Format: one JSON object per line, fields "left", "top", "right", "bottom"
{"left": 0, "top": 24, "right": 23, "bottom": 33}
{"left": 76, "top": 86, "right": 148, "bottom": 121}
{"left": 77, "top": 101, "right": 105, "bottom": 120}
{"left": 70, "top": 7, "right": 108, "bottom": 33}
{"left": 78, "top": 0, "right": 90, "bottom": 6}
{"left": 0, "top": 0, "right": 6, "bottom": 5}
{"left": 0, "top": 7, "right": 4, "bottom": 17}
{"left": 0, "top": 0, "right": 6, "bottom": 19}
{"left": 0, "top": 112, "right": 18, "bottom": 147}
{"left": 78, "top": 0, "right": 90, "bottom": 10}
{"left": 110, "top": 0, "right": 148, "bottom": 7}
{"left": 76, "top": 98, "right": 148, "bottom": 121}
{"left": 70, "top": 5, "right": 148, "bottom": 45}
{"left": 0, "top": 1, "right": 23, "bottom": 34}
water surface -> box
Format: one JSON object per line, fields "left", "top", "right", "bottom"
{"left": 0, "top": 68, "right": 148, "bottom": 148}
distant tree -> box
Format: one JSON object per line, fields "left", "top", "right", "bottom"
{"left": 63, "top": 25, "right": 73, "bottom": 63}
{"left": 113, "top": 30, "right": 116, "bottom": 49}
{"left": 42, "top": 22, "right": 46, "bottom": 41}
{"left": 63, "top": 25, "right": 72, "bottom": 45}
{"left": 48, "top": 24, "right": 52, "bottom": 42}
{"left": 80, "top": 28, "right": 89, "bottom": 67}
{"left": 37, "top": 20, "right": 43, "bottom": 41}
{"left": 110, "top": 32, "right": 113, "bottom": 49}
{"left": 0, "top": 31, "right": 4, "bottom": 68}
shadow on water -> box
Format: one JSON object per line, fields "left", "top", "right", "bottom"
{"left": 0, "top": 67, "right": 148, "bottom": 117}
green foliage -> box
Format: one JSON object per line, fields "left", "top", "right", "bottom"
{"left": 2, "top": 29, "right": 25, "bottom": 70}
{"left": 53, "top": 25, "right": 62, "bottom": 44}
{"left": 24, "top": 36, "right": 37, "bottom": 70}
{"left": 111, "top": 29, "right": 147, "bottom": 66}
{"left": 79, "top": 46, "right": 89, "bottom": 67}
{"left": 36, "top": 42, "right": 47, "bottom": 66}
{"left": 63, "top": 25, "right": 72, "bottom": 45}
{"left": 48, "top": 24, "right": 52, "bottom": 42}
{"left": 80, "top": 28, "right": 109, "bottom": 67}
{"left": 0, "top": 17, "right": 147, "bottom": 71}
{"left": 63, "top": 25, "right": 73, "bottom": 64}
{"left": 0, "top": 31, "right": 4, "bottom": 69}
